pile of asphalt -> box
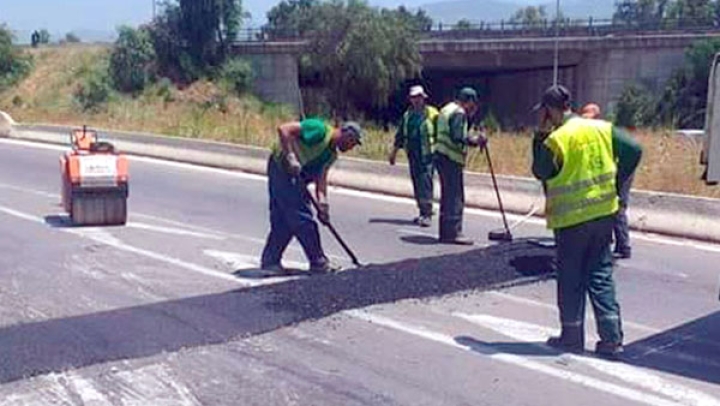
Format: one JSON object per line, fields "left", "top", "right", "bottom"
{"left": 263, "top": 239, "right": 555, "bottom": 322}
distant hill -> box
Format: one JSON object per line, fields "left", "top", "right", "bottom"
{"left": 419, "top": 0, "right": 614, "bottom": 24}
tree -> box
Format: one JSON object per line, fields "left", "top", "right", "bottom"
{"left": 510, "top": 6, "right": 547, "bottom": 27}
{"left": 267, "top": 0, "right": 423, "bottom": 116}
{"left": 665, "top": 0, "right": 715, "bottom": 27}
{"left": 455, "top": 19, "right": 473, "bottom": 30}
{"left": 38, "top": 29, "right": 51, "bottom": 44}
{"left": 177, "top": 0, "right": 244, "bottom": 68}
{"left": 148, "top": 0, "right": 245, "bottom": 81}
{"left": 613, "top": 0, "right": 668, "bottom": 26}
{"left": 389, "top": 6, "right": 433, "bottom": 32}
{"left": 110, "top": 26, "right": 156, "bottom": 94}
{"left": 0, "top": 25, "right": 33, "bottom": 90}
{"left": 65, "top": 32, "right": 81, "bottom": 43}
{"left": 264, "top": 0, "right": 319, "bottom": 39}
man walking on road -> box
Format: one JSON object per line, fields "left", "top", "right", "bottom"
{"left": 261, "top": 118, "right": 363, "bottom": 273}
{"left": 532, "top": 85, "right": 642, "bottom": 358}
{"left": 389, "top": 85, "right": 439, "bottom": 227}
{"left": 581, "top": 102, "right": 636, "bottom": 260}
{"left": 435, "top": 87, "right": 487, "bottom": 245}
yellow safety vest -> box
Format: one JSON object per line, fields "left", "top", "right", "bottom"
{"left": 544, "top": 117, "right": 619, "bottom": 230}
{"left": 400, "top": 105, "right": 439, "bottom": 158}
{"left": 435, "top": 102, "right": 468, "bottom": 166}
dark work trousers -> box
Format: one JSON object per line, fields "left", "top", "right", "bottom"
{"left": 407, "top": 139, "right": 434, "bottom": 217}
{"left": 554, "top": 215, "right": 623, "bottom": 345}
{"left": 613, "top": 174, "right": 634, "bottom": 254}
{"left": 261, "top": 158, "right": 327, "bottom": 268}
{"left": 435, "top": 152, "right": 465, "bottom": 240}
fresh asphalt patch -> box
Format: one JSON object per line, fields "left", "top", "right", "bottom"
{"left": 0, "top": 239, "right": 554, "bottom": 384}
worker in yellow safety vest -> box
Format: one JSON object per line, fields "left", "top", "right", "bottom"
{"left": 434, "top": 87, "right": 487, "bottom": 245}
{"left": 389, "top": 85, "right": 439, "bottom": 227}
{"left": 532, "top": 85, "right": 642, "bottom": 359}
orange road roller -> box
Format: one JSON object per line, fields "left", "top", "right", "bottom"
{"left": 60, "top": 126, "right": 129, "bottom": 226}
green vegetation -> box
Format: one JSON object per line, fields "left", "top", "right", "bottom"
{"left": 0, "top": 25, "right": 33, "bottom": 91}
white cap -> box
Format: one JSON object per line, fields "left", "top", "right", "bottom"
{"left": 409, "top": 85, "right": 428, "bottom": 98}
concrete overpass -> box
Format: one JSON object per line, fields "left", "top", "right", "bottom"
{"left": 232, "top": 29, "right": 720, "bottom": 127}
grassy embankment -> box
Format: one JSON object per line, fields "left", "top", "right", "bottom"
{"left": 0, "top": 44, "right": 716, "bottom": 198}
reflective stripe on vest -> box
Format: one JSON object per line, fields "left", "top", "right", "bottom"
{"left": 402, "top": 106, "right": 439, "bottom": 158}
{"left": 544, "top": 117, "right": 619, "bottom": 230}
{"left": 435, "top": 102, "right": 467, "bottom": 166}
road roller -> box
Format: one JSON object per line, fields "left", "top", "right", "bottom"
{"left": 60, "top": 126, "right": 128, "bottom": 226}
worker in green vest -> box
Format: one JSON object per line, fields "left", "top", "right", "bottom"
{"left": 435, "top": 87, "right": 487, "bottom": 245}
{"left": 532, "top": 85, "right": 642, "bottom": 359}
{"left": 261, "top": 118, "right": 363, "bottom": 274}
{"left": 389, "top": 85, "right": 439, "bottom": 227}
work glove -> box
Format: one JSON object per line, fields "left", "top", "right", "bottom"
{"left": 286, "top": 152, "right": 302, "bottom": 177}
{"left": 317, "top": 202, "right": 330, "bottom": 225}
{"left": 468, "top": 133, "right": 488, "bottom": 150}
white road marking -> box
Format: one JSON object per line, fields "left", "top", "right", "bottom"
{"left": 0, "top": 364, "right": 200, "bottom": 406}
{"left": 3, "top": 137, "right": 720, "bottom": 253}
{"left": 203, "top": 249, "right": 307, "bottom": 271}
{"left": 112, "top": 363, "right": 201, "bottom": 406}
{"left": 126, "top": 222, "right": 226, "bottom": 240}
{"left": 454, "top": 313, "right": 720, "bottom": 406}
{"left": 487, "top": 291, "right": 661, "bottom": 334}
{"left": 0, "top": 206, "right": 250, "bottom": 285}
{"left": 64, "top": 373, "right": 112, "bottom": 405}
{"left": 346, "top": 309, "right": 683, "bottom": 406}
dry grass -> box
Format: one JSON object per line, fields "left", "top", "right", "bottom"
{"left": 1, "top": 45, "right": 718, "bottom": 198}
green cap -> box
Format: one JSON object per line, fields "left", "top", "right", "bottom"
{"left": 458, "top": 87, "right": 478, "bottom": 103}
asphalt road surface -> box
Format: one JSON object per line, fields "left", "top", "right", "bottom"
{"left": 0, "top": 138, "right": 718, "bottom": 406}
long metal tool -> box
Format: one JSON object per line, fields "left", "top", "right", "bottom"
{"left": 485, "top": 145, "right": 513, "bottom": 242}
{"left": 301, "top": 183, "right": 362, "bottom": 267}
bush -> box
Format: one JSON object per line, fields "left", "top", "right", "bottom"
{"left": 110, "top": 26, "right": 156, "bottom": 94}
{"left": 0, "top": 25, "right": 34, "bottom": 91}
{"left": 65, "top": 32, "right": 81, "bottom": 43}
{"left": 74, "top": 68, "right": 113, "bottom": 112}
{"left": 614, "top": 83, "right": 656, "bottom": 128}
{"left": 218, "top": 58, "right": 254, "bottom": 96}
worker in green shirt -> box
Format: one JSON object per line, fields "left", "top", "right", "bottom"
{"left": 389, "top": 85, "right": 439, "bottom": 227}
{"left": 532, "top": 85, "right": 642, "bottom": 359}
{"left": 435, "top": 87, "right": 487, "bottom": 245}
{"left": 261, "top": 118, "right": 363, "bottom": 274}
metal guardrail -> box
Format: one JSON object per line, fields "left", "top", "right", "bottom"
{"left": 237, "top": 17, "right": 720, "bottom": 43}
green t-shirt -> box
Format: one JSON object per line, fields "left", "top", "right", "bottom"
{"left": 273, "top": 118, "right": 337, "bottom": 179}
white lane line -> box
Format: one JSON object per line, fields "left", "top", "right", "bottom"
{"left": 0, "top": 182, "right": 59, "bottom": 198}
{"left": 204, "top": 249, "right": 307, "bottom": 271}
{"left": 4, "top": 137, "right": 720, "bottom": 254}
{"left": 64, "top": 373, "right": 112, "bottom": 405}
{"left": 126, "top": 222, "right": 226, "bottom": 240}
{"left": 487, "top": 291, "right": 661, "bottom": 334}
{"left": 113, "top": 363, "right": 201, "bottom": 406}
{"left": 0, "top": 206, "right": 251, "bottom": 285}
{"left": 454, "top": 313, "right": 720, "bottom": 406}
{"left": 346, "top": 309, "right": 682, "bottom": 406}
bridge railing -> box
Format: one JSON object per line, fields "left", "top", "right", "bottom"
{"left": 236, "top": 17, "right": 720, "bottom": 43}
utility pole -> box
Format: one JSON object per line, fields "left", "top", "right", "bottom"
{"left": 553, "top": 0, "right": 560, "bottom": 86}
{"left": 152, "top": 0, "right": 156, "bottom": 20}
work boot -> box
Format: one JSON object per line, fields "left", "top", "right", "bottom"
{"left": 260, "top": 263, "right": 285, "bottom": 273}
{"left": 613, "top": 246, "right": 632, "bottom": 260}
{"left": 595, "top": 341, "right": 624, "bottom": 360}
{"left": 418, "top": 215, "right": 432, "bottom": 228}
{"left": 309, "top": 260, "right": 343, "bottom": 274}
{"left": 439, "top": 234, "right": 474, "bottom": 246}
{"left": 546, "top": 330, "right": 584, "bottom": 353}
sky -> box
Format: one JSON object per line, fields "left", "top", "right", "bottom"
{"left": 0, "top": 0, "right": 547, "bottom": 42}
